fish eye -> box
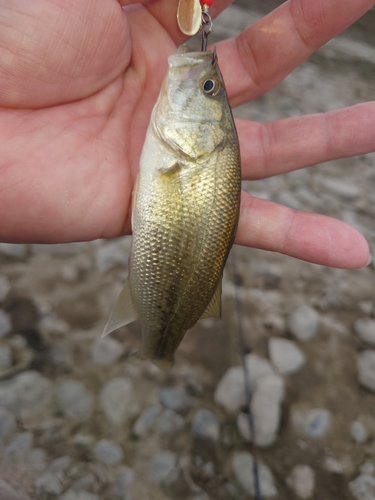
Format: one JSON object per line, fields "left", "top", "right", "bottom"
{"left": 202, "top": 78, "right": 220, "bottom": 96}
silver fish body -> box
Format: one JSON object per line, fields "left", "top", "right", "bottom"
{"left": 104, "top": 46, "right": 241, "bottom": 368}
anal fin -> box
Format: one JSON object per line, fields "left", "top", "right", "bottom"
{"left": 103, "top": 277, "right": 138, "bottom": 336}
{"left": 200, "top": 278, "right": 222, "bottom": 320}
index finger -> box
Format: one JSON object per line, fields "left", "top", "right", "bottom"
{"left": 216, "top": 0, "right": 375, "bottom": 106}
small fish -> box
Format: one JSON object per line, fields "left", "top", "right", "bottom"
{"left": 104, "top": 45, "right": 241, "bottom": 369}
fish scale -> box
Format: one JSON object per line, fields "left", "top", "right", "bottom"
{"left": 104, "top": 47, "right": 241, "bottom": 369}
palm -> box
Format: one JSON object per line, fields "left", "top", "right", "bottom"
{"left": 0, "top": 0, "right": 374, "bottom": 269}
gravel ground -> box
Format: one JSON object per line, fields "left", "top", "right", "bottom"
{"left": 0, "top": 2, "right": 375, "bottom": 500}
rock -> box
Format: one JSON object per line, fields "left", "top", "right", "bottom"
{"left": 0, "top": 406, "right": 16, "bottom": 443}
{"left": 269, "top": 337, "right": 306, "bottom": 374}
{"left": 113, "top": 466, "right": 135, "bottom": 498}
{"left": 91, "top": 337, "right": 124, "bottom": 366}
{"left": 0, "top": 243, "right": 27, "bottom": 258}
{"left": 156, "top": 409, "right": 185, "bottom": 435}
{"left": 355, "top": 318, "right": 375, "bottom": 345}
{"left": 192, "top": 409, "right": 220, "bottom": 441}
{"left": 149, "top": 451, "right": 179, "bottom": 485}
{"left": 61, "top": 493, "right": 99, "bottom": 500}
{"left": 35, "top": 472, "right": 63, "bottom": 495}
{"left": 349, "top": 474, "right": 375, "bottom": 500}
{"left": 0, "top": 345, "right": 12, "bottom": 368}
{"left": 0, "top": 310, "right": 12, "bottom": 337}
{"left": 0, "top": 371, "right": 53, "bottom": 418}
{"left": 28, "top": 448, "right": 47, "bottom": 471}
{"left": 358, "top": 301, "right": 374, "bottom": 316}
{"left": 358, "top": 350, "right": 375, "bottom": 391}
{"left": 0, "top": 276, "right": 10, "bottom": 302}
{"left": 237, "top": 374, "right": 284, "bottom": 447}
{"left": 323, "top": 457, "right": 344, "bottom": 474}
{"left": 94, "top": 439, "right": 124, "bottom": 465}
{"left": 351, "top": 420, "right": 368, "bottom": 443}
{"left": 0, "top": 478, "right": 25, "bottom": 500}
{"left": 286, "top": 465, "right": 315, "bottom": 499}
{"left": 39, "top": 316, "right": 69, "bottom": 336}
{"left": 95, "top": 238, "right": 130, "bottom": 272}
{"left": 159, "top": 386, "right": 192, "bottom": 414}
{"left": 56, "top": 380, "right": 94, "bottom": 421}
{"left": 214, "top": 367, "right": 245, "bottom": 412}
{"left": 49, "top": 455, "right": 72, "bottom": 473}
{"left": 360, "top": 461, "right": 375, "bottom": 476}
{"left": 291, "top": 407, "right": 331, "bottom": 438}
{"left": 287, "top": 305, "right": 320, "bottom": 341}
{"left": 233, "top": 452, "right": 277, "bottom": 497}
{"left": 132, "top": 405, "right": 161, "bottom": 437}
{"left": 6, "top": 432, "right": 33, "bottom": 458}
{"left": 99, "top": 378, "right": 134, "bottom": 426}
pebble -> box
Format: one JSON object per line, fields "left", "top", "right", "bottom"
{"left": 191, "top": 409, "right": 220, "bottom": 441}
{"left": 94, "top": 439, "right": 124, "bottom": 465}
{"left": 233, "top": 452, "right": 277, "bottom": 497}
{"left": 28, "top": 448, "right": 47, "bottom": 471}
{"left": 214, "top": 366, "right": 245, "bottom": 412}
{"left": 0, "top": 310, "right": 12, "bottom": 337}
{"left": 0, "top": 406, "right": 16, "bottom": 443}
{"left": 61, "top": 493, "right": 99, "bottom": 500}
{"left": 39, "top": 315, "right": 69, "bottom": 336}
{"left": 287, "top": 305, "right": 320, "bottom": 341}
{"left": 291, "top": 407, "right": 331, "bottom": 438}
{"left": 269, "top": 337, "right": 306, "bottom": 374}
{"left": 0, "top": 243, "right": 27, "bottom": 258}
{"left": 351, "top": 420, "right": 368, "bottom": 443}
{"left": 0, "top": 478, "right": 25, "bottom": 500}
{"left": 355, "top": 318, "right": 375, "bottom": 345}
{"left": 0, "top": 276, "right": 10, "bottom": 302}
{"left": 49, "top": 455, "right": 72, "bottom": 473}
{"left": 91, "top": 337, "right": 124, "bottom": 366}
{"left": 56, "top": 380, "right": 94, "bottom": 421}
{"left": 95, "top": 239, "right": 130, "bottom": 272}
{"left": 113, "top": 466, "right": 135, "bottom": 498}
{"left": 0, "top": 371, "right": 52, "bottom": 417}
{"left": 360, "top": 461, "right": 375, "bottom": 476}
{"left": 159, "top": 386, "right": 192, "bottom": 414}
{"left": 286, "top": 465, "right": 315, "bottom": 499}
{"left": 156, "top": 408, "right": 185, "bottom": 435}
{"left": 358, "top": 301, "right": 374, "bottom": 316}
{"left": 324, "top": 457, "right": 344, "bottom": 474}
{"left": 149, "top": 451, "right": 179, "bottom": 485}
{"left": 99, "top": 377, "right": 134, "bottom": 426}
{"left": 132, "top": 405, "right": 161, "bottom": 437}
{"left": 318, "top": 176, "right": 361, "bottom": 200}
{"left": 6, "top": 431, "right": 33, "bottom": 458}
{"left": 0, "top": 344, "right": 12, "bottom": 368}
{"left": 358, "top": 350, "right": 375, "bottom": 392}
{"left": 349, "top": 474, "right": 375, "bottom": 500}
{"left": 35, "top": 472, "right": 63, "bottom": 495}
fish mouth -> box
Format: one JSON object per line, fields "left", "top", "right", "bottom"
{"left": 168, "top": 45, "right": 217, "bottom": 69}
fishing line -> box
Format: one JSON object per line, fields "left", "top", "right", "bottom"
{"left": 231, "top": 251, "right": 263, "bottom": 500}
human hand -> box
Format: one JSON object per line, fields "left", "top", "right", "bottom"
{"left": 0, "top": 0, "right": 373, "bottom": 268}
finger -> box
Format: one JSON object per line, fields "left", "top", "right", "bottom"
{"left": 237, "top": 102, "right": 375, "bottom": 180}
{"left": 235, "top": 192, "right": 370, "bottom": 269}
{"left": 216, "top": 0, "right": 375, "bottom": 106}
{"left": 0, "top": 0, "right": 129, "bottom": 108}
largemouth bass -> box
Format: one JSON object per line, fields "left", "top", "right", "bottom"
{"left": 104, "top": 45, "right": 241, "bottom": 369}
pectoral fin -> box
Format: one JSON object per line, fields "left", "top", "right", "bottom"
{"left": 200, "top": 279, "right": 222, "bottom": 320}
{"left": 102, "top": 278, "right": 138, "bottom": 336}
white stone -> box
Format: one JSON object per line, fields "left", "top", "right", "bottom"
{"left": 191, "top": 409, "right": 219, "bottom": 441}
{"left": 55, "top": 380, "right": 94, "bottom": 421}
{"left": 269, "top": 337, "right": 306, "bottom": 374}
{"left": 159, "top": 386, "right": 192, "bottom": 413}
{"left": 39, "top": 316, "right": 69, "bottom": 336}
{"left": 233, "top": 452, "right": 277, "bottom": 497}
{"left": 0, "top": 345, "right": 12, "bottom": 368}
{"left": 286, "top": 465, "right": 315, "bottom": 499}
{"left": 351, "top": 420, "right": 368, "bottom": 443}
{"left": 149, "top": 451, "right": 179, "bottom": 485}
{"left": 355, "top": 318, "right": 375, "bottom": 345}
{"left": 94, "top": 439, "right": 124, "bottom": 465}
{"left": 91, "top": 337, "right": 124, "bottom": 366}
{"left": 292, "top": 407, "right": 331, "bottom": 438}
{"left": 360, "top": 461, "right": 375, "bottom": 476}
{"left": 99, "top": 378, "right": 134, "bottom": 426}
{"left": 35, "top": 472, "right": 63, "bottom": 495}
{"left": 0, "top": 310, "right": 12, "bottom": 337}
{"left": 287, "top": 305, "right": 320, "bottom": 341}
{"left": 349, "top": 474, "right": 375, "bottom": 500}
{"left": 113, "top": 466, "right": 135, "bottom": 498}
{"left": 358, "top": 350, "right": 375, "bottom": 392}
{"left": 214, "top": 366, "right": 245, "bottom": 412}
{"left": 323, "top": 457, "right": 344, "bottom": 474}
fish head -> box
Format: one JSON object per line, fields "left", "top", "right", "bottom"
{"left": 153, "top": 47, "right": 232, "bottom": 161}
